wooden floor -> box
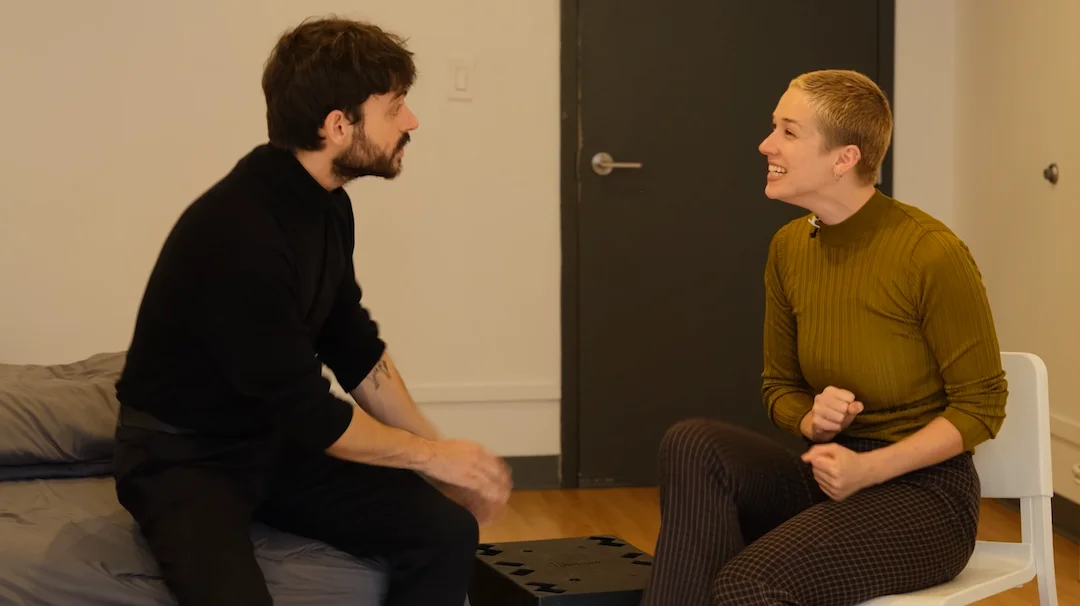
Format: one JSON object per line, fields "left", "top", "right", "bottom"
{"left": 480, "top": 488, "right": 1079, "bottom": 604}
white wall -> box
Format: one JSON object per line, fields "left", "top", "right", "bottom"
{"left": 0, "top": 0, "right": 561, "bottom": 457}
{"left": 950, "top": 0, "right": 1080, "bottom": 503}
{"left": 892, "top": 0, "right": 957, "bottom": 228}
{"left": 5, "top": 1, "right": 1061, "bottom": 470}
{"left": 895, "top": 0, "right": 1080, "bottom": 503}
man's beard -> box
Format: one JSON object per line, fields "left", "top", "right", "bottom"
{"left": 332, "top": 129, "right": 410, "bottom": 182}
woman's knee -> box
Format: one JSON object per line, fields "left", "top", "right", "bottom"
{"left": 658, "top": 418, "right": 740, "bottom": 474}
{"left": 714, "top": 558, "right": 797, "bottom": 605}
{"left": 659, "top": 418, "right": 714, "bottom": 459}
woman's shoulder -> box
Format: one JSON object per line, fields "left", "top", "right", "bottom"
{"left": 884, "top": 196, "right": 958, "bottom": 241}
{"left": 770, "top": 212, "right": 816, "bottom": 247}
{"left": 882, "top": 198, "right": 982, "bottom": 281}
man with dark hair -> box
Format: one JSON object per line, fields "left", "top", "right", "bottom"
{"left": 112, "top": 17, "right": 511, "bottom": 606}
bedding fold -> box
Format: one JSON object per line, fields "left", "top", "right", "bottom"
{"left": 0, "top": 351, "right": 125, "bottom": 471}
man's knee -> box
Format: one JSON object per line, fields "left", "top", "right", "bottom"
{"left": 430, "top": 495, "right": 480, "bottom": 556}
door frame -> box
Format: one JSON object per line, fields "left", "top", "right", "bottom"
{"left": 558, "top": 0, "right": 897, "bottom": 489}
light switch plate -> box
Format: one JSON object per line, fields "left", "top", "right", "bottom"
{"left": 448, "top": 55, "right": 474, "bottom": 101}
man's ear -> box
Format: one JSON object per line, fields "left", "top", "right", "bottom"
{"left": 322, "top": 109, "right": 352, "bottom": 147}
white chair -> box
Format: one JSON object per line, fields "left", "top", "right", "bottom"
{"left": 860, "top": 351, "right": 1058, "bottom": 605}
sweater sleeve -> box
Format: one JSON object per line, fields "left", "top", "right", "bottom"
{"left": 761, "top": 227, "right": 815, "bottom": 438}
{"left": 316, "top": 261, "right": 387, "bottom": 392}
{"left": 912, "top": 230, "right": 1007, "bottom": 451}
{"left": 191, "top": 236, "right": 354, "bottom": 452}
{"left": 315, "top": 200, "right": 387, "bottom": 392}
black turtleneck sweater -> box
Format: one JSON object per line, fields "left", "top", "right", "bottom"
{"left": 116, "top": 144, "right": 385, "bottom": 451}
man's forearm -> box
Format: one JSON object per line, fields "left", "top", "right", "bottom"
{"left": 349, "top": 352, "right": 440, "bottom": 440}
{"left": 862, "top": 416, "right": 964, "bottom": 485}
{"left": 325, "top": 404, "right": 436, "bottom": 471}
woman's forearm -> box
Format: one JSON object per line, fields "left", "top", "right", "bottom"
{"left": 861, "top": 416, "right": 964, "bottom": 485}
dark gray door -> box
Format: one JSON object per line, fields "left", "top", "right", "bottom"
{"left": 564, "top": 0, "right": 894, "bottom": 487}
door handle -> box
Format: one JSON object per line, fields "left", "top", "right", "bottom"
{"left": 591, "top": 152, "right": 642, "bottom": 176}
{"left": 1044, "top": 162, "right": 1059, "bottom": 185}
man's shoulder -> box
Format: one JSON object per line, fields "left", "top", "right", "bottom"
{"left": 173, "top": 152, "right": 279, "bottom": 239}
{"left": 153, "top": 154, "right": 288, "bottom": 283}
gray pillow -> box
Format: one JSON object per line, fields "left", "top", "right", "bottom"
{"left": 0, "top": 351, "right": 125, "bottom": 473}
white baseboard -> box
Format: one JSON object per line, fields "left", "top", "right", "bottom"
{"left": 409, "top": 383, "right": 561, "bottom": 456}
{"left": 322, "top": 369, "right": 562, "bottom": 457}
{"left": 1051, "top": 412, "right": 1080, "bottom": 448}
{"left": 1049, "top": 413, "right": 1080, "bottom": 503}
{"left": 419, "top": 399, "right": 561, "bottom": 457}
{"left": 408, "top": 381, "right": 560, "bottom": 404}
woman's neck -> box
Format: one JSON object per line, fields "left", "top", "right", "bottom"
{"left": 804, "top": 183, "right": 879, "bottom": 225}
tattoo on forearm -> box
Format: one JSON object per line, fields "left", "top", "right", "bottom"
{"left": 369, "top": 359, "right": 392, "bottom": 389}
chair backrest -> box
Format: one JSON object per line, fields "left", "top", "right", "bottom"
{"left": 972, "top": 351, "right": 1053, "bottom": 499}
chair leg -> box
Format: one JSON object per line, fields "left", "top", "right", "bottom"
{"left": 1023, "top": 496, "right": 1058, "bottom": 606}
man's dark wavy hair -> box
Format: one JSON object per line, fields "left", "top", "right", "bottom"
{"left": 262, "top": 17, "right": 416, "bottom": 151}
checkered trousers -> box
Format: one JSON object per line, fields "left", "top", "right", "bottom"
{"left": 640, "top": 418, "right": 981, "bottom": 606}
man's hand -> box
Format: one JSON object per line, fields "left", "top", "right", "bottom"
{"left": 334, "top": 352, "right": 513, "bottom": 519}
{"left": 432, "top": 479, "right": 508, "bottom": 527}
{"left": 801, "top": 443, "right": 877, "bottom": 501}
{"left": 801, "top": 386, "right": 864, "bottom": 442}
{"left": 419, "top": 440, "right": 512, "bottom": 514}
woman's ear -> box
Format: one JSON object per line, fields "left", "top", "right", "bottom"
{"left": 834, "top": 145, "right": 862, "bottom": 178}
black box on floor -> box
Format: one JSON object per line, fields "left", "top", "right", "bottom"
{"left": 467, "top": 535, "right": 653, "bottom": 606}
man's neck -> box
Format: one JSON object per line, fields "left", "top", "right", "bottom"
{"left": 804, "top": 183, "right": 878, "bottom": 225}
{"left": 294, "top": 149, "right": 343, "bottom": 191}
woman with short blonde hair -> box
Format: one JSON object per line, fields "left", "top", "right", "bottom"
{"left": 642, "top": 69, "right": 1006, "bottom": 605}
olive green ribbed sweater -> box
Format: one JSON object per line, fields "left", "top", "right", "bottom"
{"left": 762, "top": 190, "right": 1007, "bottom": 452}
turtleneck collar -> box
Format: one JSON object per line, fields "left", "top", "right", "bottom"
{"left": 244, "top": 143, "right": 344, "bottom": 209}
{"left": 815, "top": 189, "right": 892, "bottom": 246}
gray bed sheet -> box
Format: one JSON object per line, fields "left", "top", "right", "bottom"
{"left": 0, "top": 475, "right": 389, "bottom": 605}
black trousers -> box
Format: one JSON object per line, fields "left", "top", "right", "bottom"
{"left": 640, "top": 419, "right": 981, "bottom": 606}
{"left": 113, "top": 423, "right": 478, "bottom": 606}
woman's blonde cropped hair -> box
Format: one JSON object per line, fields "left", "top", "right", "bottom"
{"left": 789, "top": 69, "right": 892, "bottom": 186}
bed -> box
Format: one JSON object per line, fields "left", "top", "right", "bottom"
{"left": 0, "top": 351, "right": 389, "bottom": 605}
